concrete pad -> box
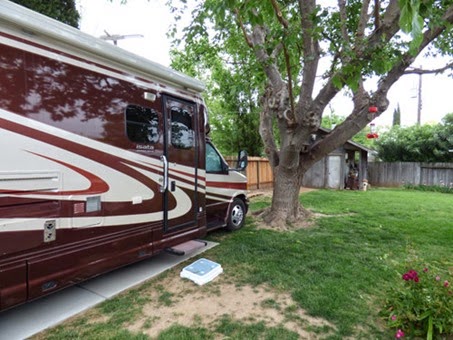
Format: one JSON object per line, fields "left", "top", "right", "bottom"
{"left": 0, "top": 241, "right": 217, "bottom": 340}
{"left": 81, "top": 241, "right": 217, "bottom": 299}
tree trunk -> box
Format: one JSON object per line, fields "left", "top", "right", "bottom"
{"left": 262, "top": 160, "right": 311, "bottom": 228}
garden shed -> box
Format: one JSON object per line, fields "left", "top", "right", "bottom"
{"left": 302, "top": 128, "right": 372, "bottom": 190}
{"left": 226, "top": 128, "right": 372, "bottom": 190}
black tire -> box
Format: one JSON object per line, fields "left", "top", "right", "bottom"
{"left": 226, "top": 198, "right": 246, "bottom": 231}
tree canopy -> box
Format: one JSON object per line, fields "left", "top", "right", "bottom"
{"left": 11, "top": 0, "right": 80, "bottom": 28}
{"left": 170, "top": 38, "right": 264, "bottom": 156}
{"left": 168, "top": 0, "right": 453, "bottom": 226}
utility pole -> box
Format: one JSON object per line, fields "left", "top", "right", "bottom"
{"left": 416, "top": 68, "right": 422, "bottom": 125}
{"left": 410, "top": 66, "right": 423, "bottom": 125}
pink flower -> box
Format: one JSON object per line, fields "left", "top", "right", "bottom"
{"left": 395, "top": 329, "right": 405, "bottom": 338}
{"left": 444, "top": 280, "right": 450, "bottom": 287}
{"left": 414, "top": 276, "right": 419, "bottom": 283}
{"left": 402, "top": 270, "right": 419, "bottom": 282}
{"left": 391, "top": 315, "right": 397, "bottom": 321}
{"left": 436, "top": 276, "right": 441, "bottom": 281}
{"left": 408, "top": 270, "right": 418, "bottom": 278}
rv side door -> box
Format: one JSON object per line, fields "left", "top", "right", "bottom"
{"left": 162, "top": 96, "right": 199, "bottom": 232}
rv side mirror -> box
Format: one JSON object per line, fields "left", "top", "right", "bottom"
{"left": 237, "top": 150, "right": 248, "bottom": 171}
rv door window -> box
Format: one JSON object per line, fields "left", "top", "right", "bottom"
{"left": 171, "top": 107, "right": 194, "bottom": 149}
{"left": 126, "top": 105, "right": 159, "bottom": 143}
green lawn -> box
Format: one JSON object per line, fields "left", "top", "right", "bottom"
{"left": 35, "top": 189, "right": 453, "bottom": 339}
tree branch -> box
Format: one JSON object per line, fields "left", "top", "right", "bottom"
{"left": 405, "top": 62, "right": 453, "bottom": 75}
{"left": 312, "top": 0, "right": 401, "bottom": 118}
{"left": 270, "top": 0, "right": 288, "bottom": 29}
{"left": 373, "top": 0, "right": 380, "bottom": 31}
{"left": 377, "top": 4, "right": 453, "bottom": 97}
{"left": 307, "top": 3, "right": 453, "bottom": 170}
{"left": 260, "top": 86, "right": 280, "bottom": 168}
{"left": 356, "top": 0, "right": 371, "bottom": 39}
{"left": 234, "top": 8, "right": 253, "bottom": 48}
{"left": 250, "top": 25, "right": 285, "bottom": 88}
{"left": 338, "top": 0, "right": 350, "bottom": 44}
{"left": 283, "top": 44, "right": 295, "bottom": 121}
{"left": 270, "top": 42, "right": 283, "bottom": 60}
{"left": 269, "top": 0, "right": 295, "bottom": 120}
{"left": 366, "top": 0, "right": 400, "bottom": 47}
{"left": 297, "top": 0, "right": 320, "bottom": 116}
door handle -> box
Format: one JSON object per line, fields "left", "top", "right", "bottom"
{"left": 160, "top": 155, "right": 168, "bottom": 193}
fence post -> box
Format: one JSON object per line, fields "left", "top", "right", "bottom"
{"left": 257, "top": 159, "right": 260, "bottom": 189}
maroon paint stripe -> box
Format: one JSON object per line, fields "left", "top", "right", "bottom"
{"left": 28, "top": 151, "right": 109, "bottom": 195}
{"left": 0, "top": 117, "right": 161, "bottom": 192}
{"left": 206, "top": 181, "right": 247, "bottom": 190}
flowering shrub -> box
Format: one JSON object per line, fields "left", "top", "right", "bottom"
{"left": 382, "top": 264, "right": 453, "bottom": 339}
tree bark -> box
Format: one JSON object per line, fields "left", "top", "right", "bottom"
{"left": 263, "top": 162, "right": 307, "bottom": 228}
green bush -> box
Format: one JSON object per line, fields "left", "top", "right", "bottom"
{"left": 403, "top": 184, "right": 453, "bottom": 194}
{"left": 375, "top": 116, "right": 453, "bottom": 162}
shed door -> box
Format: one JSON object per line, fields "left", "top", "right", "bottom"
{"left": 163, "top": 96, "right": 198, "bottom": 232}
{"left": 327, "top": 155, "right": 342, "bottom": 189}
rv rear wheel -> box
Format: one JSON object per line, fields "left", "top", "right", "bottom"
{"left": 226, "top": 198, "right": 246, "bottom": 231}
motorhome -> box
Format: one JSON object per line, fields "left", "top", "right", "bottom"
{"left": 0, "top": 1, "right": 248, "bottom": 311}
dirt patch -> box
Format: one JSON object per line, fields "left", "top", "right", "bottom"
{"left": 252, "top": 212, "right": 317, "bottom": 231}
{"left": 127, "top": 271, "right": 334, "bottom": 338}
{"left": 249, "top": 187, "right": 320, "bottom": 231}
{"left": 249, "top": 187, "right": 317, "bottom": 199}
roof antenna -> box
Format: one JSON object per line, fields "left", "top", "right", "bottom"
{"left": 100, "top": 30, "right": 143, "bottom": 45}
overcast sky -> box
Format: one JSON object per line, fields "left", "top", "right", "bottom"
{"left": 76, "top": 0, "right": 453, "bottom": 128}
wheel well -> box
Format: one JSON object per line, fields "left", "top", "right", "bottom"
{"left": 235, "top": 194, "right": 249, "bottom": 214}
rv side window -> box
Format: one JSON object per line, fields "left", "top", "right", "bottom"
{"left": 171, "top": 107, "right": 194, "bottom": 149}
{"left": 206, "top": 143, "right": 224, "bottom": 173}
{"left": 126, "top": 105, "right": 159, "bottom": 143}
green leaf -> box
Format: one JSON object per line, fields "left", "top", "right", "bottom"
{"left": 399, "top": 0, "right": 414, "bottom": 33}
{"left": 409, "top": 14, "right": 424, "bottom": 54}
{"left": 332, "top": 74, "right": 343, "bottom": 90}
{"left": 399, "top": 0, "right": 424, "bottom": 53}
{"left": 416, "top": 310, "right": 432, "bottom": 321}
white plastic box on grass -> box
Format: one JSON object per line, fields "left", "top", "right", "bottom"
{"left": 180, "top": 258, "right": 223, "bottom": 285}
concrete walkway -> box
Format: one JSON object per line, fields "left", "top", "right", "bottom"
{"left": 0, "top": 241, "right": 217, "bottom": 340}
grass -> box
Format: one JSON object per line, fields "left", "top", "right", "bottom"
{"left": 33, "top": 189, "right": 453, "bottom": 339}
{"left": 206, "top": 189, "right": 453, "bottom": 337}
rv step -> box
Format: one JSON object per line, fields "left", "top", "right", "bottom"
{"left": 165, "top": 240, "right": 208, "bottom": 256}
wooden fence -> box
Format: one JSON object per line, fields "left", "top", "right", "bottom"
{"left": 368, "top": 162, "right": 453, "bottom": 187}
{"left": 225, "top": 156, "right": 273, "bottom": 190}
{"left": 226, "top": 157, "right": 453, "bottom": 190}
